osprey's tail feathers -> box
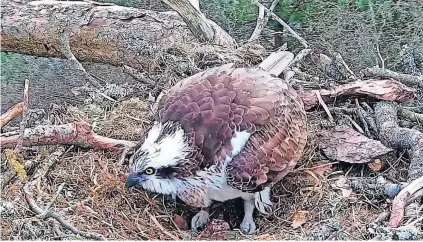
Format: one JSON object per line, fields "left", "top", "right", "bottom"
{"left": 258, "top": 50, "right": 295, "bottom": 77}
{"left": 254, "top": 187, "right": 272, "bottom": 215}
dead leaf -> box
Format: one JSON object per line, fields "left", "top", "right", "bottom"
{"left": 368, "top": 159, "right": 382, "bottom": 171}
{"left": 292, "top": 211, "right": 309, "bottom": 228}
{"left": 318, "top": 126, "right": 393, "bottom": 163}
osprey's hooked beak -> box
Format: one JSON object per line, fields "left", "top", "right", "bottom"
{"left": 125, "top": 173, "right": 145, "bottom": 189}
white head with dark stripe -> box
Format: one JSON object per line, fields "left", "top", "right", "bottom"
{"left": 126, "top": 121, "right": 190, "bottom": 194}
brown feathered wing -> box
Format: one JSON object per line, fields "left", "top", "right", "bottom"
{"left": 156, "top": 64, "right": 307, "bottom": 194}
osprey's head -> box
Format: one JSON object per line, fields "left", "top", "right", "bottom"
{"left": 125, "top": 121, "right": 190, "bottom": 195}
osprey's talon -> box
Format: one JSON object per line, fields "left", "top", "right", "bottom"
{"left": 240, "top": 217, "right": 256, "bottom": 235}
{"left": 191, "top": 210, "right": 210, "bottom": 232}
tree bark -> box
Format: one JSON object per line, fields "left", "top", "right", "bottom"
{"left": 0, "top": 0, "right": 215, "bottom": 71}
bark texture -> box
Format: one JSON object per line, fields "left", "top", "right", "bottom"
{"left": 375, "top": 102, "right": 423, "bottom": 181}
{"left": 1, "top": 0, "right": 201, "bottom": 71}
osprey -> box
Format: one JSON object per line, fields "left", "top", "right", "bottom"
{"left": 126, "top": 52, "right": 308, "bottom": 234}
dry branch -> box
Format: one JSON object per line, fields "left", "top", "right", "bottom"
{"left": 161, "top": 0, "right": 236, "bottom": 47}
{"left": 299, "top": 79, "right": 416, "bottom": 110}
{"left": 363, "top": 66, "right": 423, "bottom": 88}
{"left": 59, "top": 33, "right": 102, "bottom": 89}
{"left": 250, "top": 0, "right": 309, "bottom": 48}
{"left": 24, "top": 179, "right": 105, "bottom": 240}
{"left": 0, "top": 122, "right": 137, "bottom": 152}
{"left": 0, "top": 102, "right": 23, "bottom": 129}
{"left": 248, "top": 4, "right": 265, "bottom": 43}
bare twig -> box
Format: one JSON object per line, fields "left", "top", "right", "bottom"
{"left": 15, "top": 80, "right": 30, "bottom": 153}
{"left": 288, "top": 49, "right": 312, "bottom": 68}
{"left": 315, "top": 90, "right": 334, "bottom": 123}
{"left": 334, "top": 53, "right": 356, "bottom": 79}
{"left": 250, "top": 0, "right": 309, "bottom": 48}
{"left": 0, "top": 102, "right": 23, "bottom": 129}
{"left": 355, "top": 99, "right": 371, "bottom": 137}
{"left": 59, "top": 32, "right": 102, "bottom": 89}
{"left": 34, "top": 148, "right": 66, "bottom": 192}
{"left": 161, "top": 0, "right": 237, "bottom": 47}
{"left": 24, "top": 180, "right": 105, "bottom": 240}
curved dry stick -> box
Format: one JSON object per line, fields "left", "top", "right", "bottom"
{"left": 0, "top": 102, "right": 23, "bottom": 129}
{"left": 24, "top": 180, "right": 105, "bottom": 240}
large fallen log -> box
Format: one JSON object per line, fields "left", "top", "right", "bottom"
{"left": 0, "top": 0, "right": 234, "bottom": 71}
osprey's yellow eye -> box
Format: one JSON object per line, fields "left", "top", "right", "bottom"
{"left": 144, "top": 167, "right": 156, "bottom": 175}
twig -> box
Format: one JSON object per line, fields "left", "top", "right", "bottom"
{"left": 334, "top": 53, "right": 356, "bottom": 79}
{"left": 315, "top": 90, "right": 334, "bottom": 123}
{"left": 39, "top": 183, "right": 66, "bottom": 217}
{"left": 250, "top": 0, "right": 309, "bottom": 48}
{"left": 35, "top": 148, "right": 66, "bottom": 192}
{"left": 343, "top": 114, "right": 365, "bottom": 134}
{"left": 0, "top": 122, "right": 137, "bottom": 152}
{"left": 0, "top": 102, "right": 23, "bottom": 129}
{"left": 248, "top": 4, "right": 265, "bottom": 42}
{"left": 15, "top": 79, "right": 30, "bottom": 153}
{"left": 1, "top": 159, "right": 37, "bottom": 190}
{"left": 24, "top": 180, "right": 105, "bottom": 240}
{"left": 59, "top": 32, "right": 102, "bottom": 89}
{"left": 288, "top": 49, "right": 312, "bottom": 68}
{"left": 248, "top": 0, "right": 281, "bottom": 42}
{"left": 389, "top": 176, "right": 423, "bottom": 228}
{"left": 146, "top": 211, "right": 180, "bottom": 240}
{"left": 354, "top": 99, "right": 371, "bottom": 137}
